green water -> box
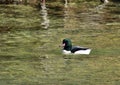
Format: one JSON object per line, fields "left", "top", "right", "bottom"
{"left": 0, "top": 1, "right": 120, "bottom": 85}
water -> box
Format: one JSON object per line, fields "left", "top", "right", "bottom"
{"left": 0, "top": 1, "right": 119, "bottom": 64}
{"left": 0, "top": 1, "right": 120, "bottom": 85}
{"left": 0, "top": 0, "right": 119, "bottom": 64}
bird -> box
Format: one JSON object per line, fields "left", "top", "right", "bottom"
{"left": 61, "top": 38, "right": 91, "bottom": 55}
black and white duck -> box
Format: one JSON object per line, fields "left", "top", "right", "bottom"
{"left": 61, "top": 38, "right": 91, "bottom": 55}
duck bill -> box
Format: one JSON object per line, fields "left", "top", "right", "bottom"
{"left": 59, "top": 43, "right": 65, "bottom": 48}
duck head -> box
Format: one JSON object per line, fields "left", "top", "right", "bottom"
{"left": 62, "top": 38, "right": 72, "bottom": 51}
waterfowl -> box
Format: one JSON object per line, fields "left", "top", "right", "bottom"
{"left": 61, "top": 38, "right": 91, "bottom": 55}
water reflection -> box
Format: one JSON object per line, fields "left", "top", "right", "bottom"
{"left": 63, "top": 1, "right": 111, "bottom": 36}
{"left": 64, "top": 0, "right": 79, "bottom": 30}
{"left": 64, "top": 0, "right": 68, "bottom": 27}
{"left": 41, "top": 1, "right": 50, "bottom": 29}
{"left": 95, "top": 2, "right": 109, "bottom": 12}
{"left": 64, "top": 0, "right": 68, "bottom": 8}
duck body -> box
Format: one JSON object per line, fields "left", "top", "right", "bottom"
{"left": 62, "top": 38, "right": 91, "bottom": 55}
{"left": 63, "top": 46, "right": 91, "bottom": 55}
{"left": 71, "top": 46, "right": 91, "bottom": 54}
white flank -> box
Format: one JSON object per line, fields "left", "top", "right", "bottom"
{"left": 62, "top": 50, "right": 71, "bottom": 54}
{"left": 62, "top": 49, "right": 91, "bottom": 55}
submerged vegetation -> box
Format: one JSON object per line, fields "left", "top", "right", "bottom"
{"left": 0, "top": 1, "right": 120, "bottom": 85}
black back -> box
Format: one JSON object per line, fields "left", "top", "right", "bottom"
{"left": 71, "top": 46, "right": 88, "bottom": 53}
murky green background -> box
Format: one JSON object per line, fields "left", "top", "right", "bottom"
{"left": 0, "top": 1, "right": 120, "bottom": 85}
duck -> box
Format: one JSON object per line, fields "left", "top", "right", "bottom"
{"left": 61, "top": 38, "right": 91, "bottom": 55}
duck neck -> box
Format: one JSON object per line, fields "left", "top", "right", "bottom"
{"left": 62, "top": 38, "right": 72, "bottom": 51}
{"left": 64, "top": 45, "right": 72, "bottom": 51}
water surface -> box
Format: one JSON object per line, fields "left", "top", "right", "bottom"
{"left": 0, "top": 1, "right": 120, "bottom": 85}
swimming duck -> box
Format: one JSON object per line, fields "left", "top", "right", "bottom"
{"left": 61, "top": 38, "right": 91, "bottom": 55}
